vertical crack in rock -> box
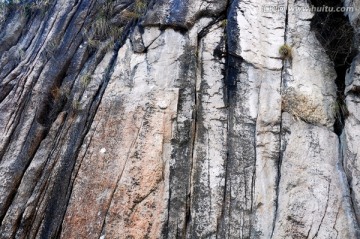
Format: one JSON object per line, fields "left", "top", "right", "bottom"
{"left": 224, "top": 4, "right": 239, "bottom": 238}
{"left": 310, "top": 0, "right": 357, "bottom": 201}
{"left": 187, "top": 18, "right": 228, "bottom": 237}
{"left": 271, "top": 2, "right": 289, "bottom": 238}
{"left": 309, "top": 0, "right": 360, "bottom": 236}
{"left": 4, "top": 0, "right": 360, "bottom": 237}
{"left": 309, "top": 0, "right": 357, "bottom": 136}
{"left": 313, "top": 181, "right": 331, "bottom": 238}
{"left": 217, "top": 3, "right": 231, "bottom": 236}
{"left": 182, "top": 35, "right": 199, "bottom": 239}
{"left": 161, "top": 31, "right": 198, "bottom": 238}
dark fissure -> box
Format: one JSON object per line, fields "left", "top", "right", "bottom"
{"left": 309, "top": 0, "right": 357, "bottom": 135}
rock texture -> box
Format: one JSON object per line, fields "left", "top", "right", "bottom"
{"left": 1, "top": 0, "right": 360, "bottom": 238}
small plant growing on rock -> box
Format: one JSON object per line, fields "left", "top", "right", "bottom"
{"left": 15, "top": 49, "right": 25, "bottom": 64}
{"left": 220, "top": 19, "right": 227, "bottom": 28}
{"left": 0, "top": 3, "right": 7, "bottom": 24}
{"left": 332, "top": 99, "right": 349, "bottom": 120}
{"left": 135, "top": 0, "right": 146, "bottom": 13}
{"left": 93, "top": 16, "right": 110, "bottom": 40}
{"left": 50, "top": 86, "right": 61, "bottom": 100}
{"left": 71, "top": 99, "right": 81, "bottom": 112}
{"left": 84, "top": 0, "right": 128, "bottom": 52}
{"left": 121, "top": 0, "right": 147, "bottom": 21}
{"left": 50, "top": 85, "right": 70, "bottom": 103}
{"left": 279, "top": 44, "right": 292, "bottom": 60}
{"left": 44, "top": 39, "right": 58, "bottom": 57}
{"left": 121, "top": 10, "right": 141, "bottom": 21}
{"left": 80, "top": 74, "right": 92, "bottom": 88}
{"left": 19, "top": 0, "right": 51, "bottom": 18}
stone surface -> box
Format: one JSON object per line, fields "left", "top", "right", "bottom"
{"left": 0, "top": 0, "right": 360, "bottom": 238}
{"left": 273, "top": 113, "right": 358, "bottom": 238}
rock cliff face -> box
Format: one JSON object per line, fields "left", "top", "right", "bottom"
{"left": 1, "top": 0, "right": 360, "bottom": 238}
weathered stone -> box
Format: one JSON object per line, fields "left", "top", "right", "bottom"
{"left": 0, "top": 0, "right": 360, "bottom": 238}
{"left": 273, "top": 113, "right": 358, "bottom": 238}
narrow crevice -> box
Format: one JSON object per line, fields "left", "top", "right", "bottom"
{"left": 310, "top": 0, "right": 360, "bottom": 234}
{"left": 224, "top": 0, "right": 241, "bottom": 101}
{"left": 216, "top": 3, "right": 231, "bottom": 236}
{"left": 198, "top": 14, "right": 227, "bottom": 41}
{"left": 309, "top": 0, "right": 357, "bottom": 136}
{"left": 312, "top": 181, "right": 331, "bottom": 238}
{"left": 338, "top": 130, "right": 360, "bottom": 232}
{"left": 217, "top": 150, "right": 229, "bottom": 237}
{"left": 271, "top": 2, "right": 289, "bottom": 238}
{"left": 183, "top": 26, "right": 202, "bottom": 239}
{"left": 183, "top": 88, "right": 196, "bottom": 238}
